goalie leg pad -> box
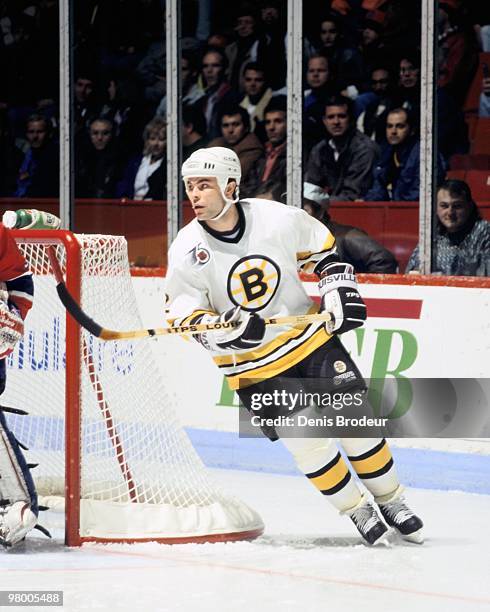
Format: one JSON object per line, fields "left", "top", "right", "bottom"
{"left": 0, "top": 409, "right": 39, "bottom": 545}
{"left": 0, "top": 410, "right": 38, "bottom": 512}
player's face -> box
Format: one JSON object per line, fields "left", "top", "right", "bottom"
{"left": 185, "top": 176, "right": 232, "bottom": 220}
{"left": 386, "top": 111, "right": 410, "bottom": 145}
{"left": 323, "top": 104, "right": 350, "bottom": 138}
{"left": 265, "top": 111, "right": 287, "bottom": 145}
{"left": 437, "top": 189, "right": 472, "bottom": 233}
{"left": 306, "top": 57, "right": 329, "bottom": 89}
{"left": 243, "top": 70, "right": 265, "bottom": 97}
{"left": 221, "top": 114, "right": 246, "bottom": 145}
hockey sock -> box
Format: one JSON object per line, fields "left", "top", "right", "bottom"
{"left": 281, "top": 437, "right": 363, "bottom": 512}
{"left": 341, "top": 438, "right": 400, "bottom": 499}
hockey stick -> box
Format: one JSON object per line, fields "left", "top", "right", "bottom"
{"left": 47, "top": 247, "right": 331, "bottom": 341}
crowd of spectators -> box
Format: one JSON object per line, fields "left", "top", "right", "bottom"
{"left": 0, "top": 1, "right": 488, "bottom": 274}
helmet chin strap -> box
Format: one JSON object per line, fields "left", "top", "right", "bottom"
{"left": 209, "top": 179, "right": 239, "bottom": 221}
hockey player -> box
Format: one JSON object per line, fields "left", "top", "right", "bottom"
{"left": 0, "top": 223, "right": 38, "bottom": 547}
{"left": 165, "top": 147, "right": 423, "bottom": 545}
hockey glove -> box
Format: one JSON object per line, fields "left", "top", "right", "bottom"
{"left": 0, "top": 301, "right": 24, "bottom": 359}
{"left": 318, "top": 262, "right": 367, "bottom": 335}
{"left": 197, "top": 306, "right": 266, "bottom": 352}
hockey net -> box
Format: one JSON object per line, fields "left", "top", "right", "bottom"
{"left": 3, "top": 230, "right": 263, "bottom": 545}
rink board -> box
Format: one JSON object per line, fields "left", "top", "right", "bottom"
{"left": 5, "top": 275, "right": 489, "bottom": 497}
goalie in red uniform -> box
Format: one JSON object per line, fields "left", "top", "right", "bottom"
{"left": 0, "top": 223, "right": 39, "bottom": 547}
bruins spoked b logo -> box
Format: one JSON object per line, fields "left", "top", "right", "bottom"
{"left": 227, "top": 255, "right": 280, "bottom": 311}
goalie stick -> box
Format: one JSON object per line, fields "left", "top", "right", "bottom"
{"left": 47, "top": 247, "right": 331, "bottom": 341}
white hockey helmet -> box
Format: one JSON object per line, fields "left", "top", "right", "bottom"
{"left": 181, "top": 147, "right": 242, "bottom": 220}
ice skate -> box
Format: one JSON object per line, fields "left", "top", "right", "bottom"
{"left": 379, "top": 497, "right": 424, "bottom": 544}
{"left": 347, "top": 500, "right": 389, "bottom": 545}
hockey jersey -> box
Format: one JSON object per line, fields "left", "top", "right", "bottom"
{"left": 0, "top": 224, "right": 34, "bottom": 320}
{"left": 165, "top": 198, "right": 336, "bottom": 389}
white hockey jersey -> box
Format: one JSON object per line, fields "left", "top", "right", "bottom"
{"left": 165, "top": 198, "right": 337, "bottom": 389}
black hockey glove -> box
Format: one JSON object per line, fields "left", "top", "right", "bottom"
{"left": 196, "top": 306, "right": 266, "bottom": 352}
{"left": 318, "top": 262, "right": 367, "bottom": 334}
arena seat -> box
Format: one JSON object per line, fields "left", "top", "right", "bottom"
{"left": 470, "top": 117, "right": 490, "bottom": 155}
{"left": 463, "top": 52, "right": 490, "bottom": 114}
{"left": 449, "top": 154, "right": 490, "bottom": 170}
{"left": 465, "top": 169, "right": 490, "bottom": 199}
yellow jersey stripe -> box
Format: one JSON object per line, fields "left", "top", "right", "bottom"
{"left": 178, "top": 309, "right": 216, "bottom": 327}
{"left": 213, "top": 304, "right": 320, "bottom": 368}
{"left": 296, "top": 235, "right": 336, "bottom": 262}
{"left": 226, "top": 327, "right": 331, "bottom": 389}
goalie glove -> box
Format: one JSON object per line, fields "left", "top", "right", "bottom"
{"left": 318, "top": 262, "right": 367, "bottom": 335}
{"left": 196, "top": 306, "right": 266, "bottom": 352}
{"left": 0, "top": 301, "right": 24, "bottom": 359}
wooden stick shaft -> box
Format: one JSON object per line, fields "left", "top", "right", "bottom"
{"left": 47, "top": 245, "right": 331, "bottom": 342}
{"left": 100, "top": 312, "right": 331, "bottom": 341}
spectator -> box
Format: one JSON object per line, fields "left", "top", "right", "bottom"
{"left": 117, "top": 117, "right": 167, "bottom": 200}
{"left": 225, "top": 5, "right": 265, "bottom": 91}
{"left": 437, "top": 2, "right": 478, "bottom": 107}
{"left": 358, "top": 14, "right": 386, "bottom": 76}
{"left": 239, "top": 62, "right": 273, "bottom": 141}
{"left": 305, "top": 95, "right": 379, "bottom": 201}
{"left": 314, "top": 15, "right": 365, "bottom": 94}
{"left": 99, "top": 76, "right": 152, "bottom": 158}
{"left": 241, "top": 95, "right": 287, "bottom": 201}
{"left": 304, "top": 54, "right": 340, "bottom": 152}
{"left": 303, "top": 181, "right": 398, "bottom": 273}
{"left": 406, "top": 179, "right": 490, "bottom": 276}
{"left": 479, "top": 75, "right": 490, "bottom": 117}
{"left": 135, "top": 40, "right": 165, "bottom": 104}
{"left": 155, "top": 50, "right": 204, "bottom": 118}
{"left": 393, "top": 51, "right": 468, "bottom": 159}
{"left": 194, "top": 47, "right": 237, "bottom": 139}
{"left": 208, "top": 105, "right": 263, "bottom": 181}
{"left": 182, "top": 104, "right": 209, "bottom": 161}
{"left": 355, "top": 66, "right": 394, "bottom": 144}
{"left": 74, "top": 70, "right": 101, "bottom": 137}
{"left": 14, "top": 114, "right": 59, "bottom": 198}
{"left": 304, "top": 55, "right": 337, "bottom": 112}
{"left": 365, "top": 108, "right": 444, "bottom": 201}
{"left": 394, "top": 51, "right": 420, "bottom": 118}
{"left": 75, "top": 117, "right": 123, "bottom": 198}
{"left": 258, "top": 0, "right": 287, "bottom": 90}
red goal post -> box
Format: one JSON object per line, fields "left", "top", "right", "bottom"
{"left": 5, "top": 230, "right": 263, "bottom": 546}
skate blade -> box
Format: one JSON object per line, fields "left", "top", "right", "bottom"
{"left": 401, "top": 528, "right": 424, "bottom": 544}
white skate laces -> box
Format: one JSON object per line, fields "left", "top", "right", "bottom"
{"left": 378, "top": 497, "right": 424, "bottom": 544}
{"left": 348, "top": 501, "right": 388, "bottom": 545}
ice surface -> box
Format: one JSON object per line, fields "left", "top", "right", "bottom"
{"left": 1, "top": 468, "right": 490, "bottom": 612}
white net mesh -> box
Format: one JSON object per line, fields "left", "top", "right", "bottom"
{"left": 4, "top": 232, "right": 263, "bottom": 542}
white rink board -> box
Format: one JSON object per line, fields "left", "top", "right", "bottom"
{"left": 133, "top": 277, "right": 490, "bottom": 451}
